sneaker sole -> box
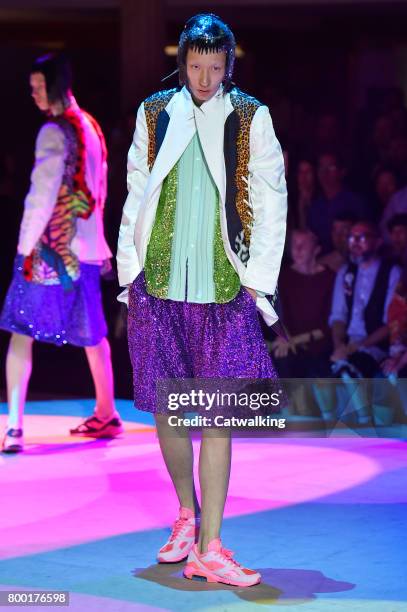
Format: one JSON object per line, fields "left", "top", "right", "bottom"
{"left": 2, "top": 445, "right": 24, "bottom": 454}
{"left": 70, "top": 426, "right": 124, "bottom": 438}
{"left": 184, "top": 566, "right": 260, "bottom": 587}
{"left": 157, "top": 553, "right": 189, "bottom": 563}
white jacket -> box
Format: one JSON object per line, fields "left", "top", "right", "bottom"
{"left": 18, "top": 100, "right": 112, "bottom": 262}
{"left": 117, "top": 86, "right": 287, "bottom": 325}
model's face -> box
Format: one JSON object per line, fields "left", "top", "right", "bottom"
{"left": 30, "top": 73, "right": 49, "bottom": 111}
{"left": 186, "top": 48, "right": 226, "bottom": 104}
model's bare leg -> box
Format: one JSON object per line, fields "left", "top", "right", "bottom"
{"left": 84, "top": 337, "right": 117, "bottom": 420}
{"left": 154, "top": 414, "right": 200, "bottom": 515}
{"left": 6, "top": 333, "right": 34, "bottom": 429}
{"left": 198, "top": 428, "right": 231, "bottom": 552}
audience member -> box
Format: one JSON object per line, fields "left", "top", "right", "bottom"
{"left": 383, "top": 259, "right": 407, "bottom": 377}
{"left": 371, "top": 165, "right": 399, "bottom": 221}
{"left": 352, "top": 113, "right": 396, "bottom": 193}
{"left": 318, "top": 212, "right": 356, "bottom": 272}
{"left": 330, "top": 221, "right": 400, "bottom": 423}
{"left": 272, "top": 230, "right": 335, "bottom": 417}
{"left": 307, "top": 152, "right": 368, "bottom": 253}
{"left": 381, "top": 253, "right": 407, "bottom": 420}
{"left": 272, "top": 230, "right": 335, "bottom": 376}
{"left": 386, "top": 214, "right": 407, "bottom": 264}
{"left": 380, "top": 182, "right": 407, "bottom": 242}
{"left": 371, "top": 115, "right": 395, "bottom": 165}
{"left": 387, "top": 135, "right": 407, "bottom": 185}
{"left": 287, "top": 158, "right": 316, "bottom": 230}
{"left": 310, "top": 112, "right": 345, "bottom": 162}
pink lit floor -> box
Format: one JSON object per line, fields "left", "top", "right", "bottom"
{"left": 0, "top": 399, "right": 406, "bottom": 611}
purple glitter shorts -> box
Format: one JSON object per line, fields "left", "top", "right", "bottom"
{"left": 127, "top": 272, "right": 277, "bottom": 412}
{"left": 0, "top": 255, "right": 107, "bottom": 347}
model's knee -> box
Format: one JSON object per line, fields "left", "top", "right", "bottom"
{"left": 85, "top": 336, "right": 109, "bottom": 354}
{"left": 10, "top": 333, "right": 34, "bottom": 350}
{"left": 155, "top": 413, "right": 171, "bottom": 427}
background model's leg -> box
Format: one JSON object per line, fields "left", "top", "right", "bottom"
{"left": 84, "top": 337, "right": 117, "bottom": 420}
{"left": 70, "top": 337, "right": 122, "bottom": 438}
{"left": 6, "top": 332, "right": 34, "bottom": 429}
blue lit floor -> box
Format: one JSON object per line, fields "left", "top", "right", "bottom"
{"left": 0, "top": 399, "right": 406, "bottom": 611}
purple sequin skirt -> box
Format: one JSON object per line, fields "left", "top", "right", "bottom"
{"left": 127, "top": 272, "right": 277, "bottom": 412}
{"left": 0, "top": 255, "right": 107, "bottom": 347}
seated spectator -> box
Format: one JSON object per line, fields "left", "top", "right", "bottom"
{"left": 313, "top": 112, "right": 343, "bottom": 161}
{"left": 387, "top": 214, "right": 407, "bottom": 264}
{"left": 307, "top": 152, "right": 369, "bottom": 254}
{"left": 271, "top": 230, "right": 335, "bottom": 417}
{"left": 370, "top": 115, "right": 395, "bottom": 166}
{"left": 288, "top": 158, "right": 317, "bottom": 230}
{"left": 371, "top": 165, "right": 399, "bottom": 222}
{"left": 384, "top": 293, "right": 407, "bottom": 379}
{"left": 384, "top": 87, "right": 407, "bottom": 133}
{"left": 330, "top": 221, "right": 401, "bottom": 423}
{"left": 381, "top": 253, "right": 407, "bottom": 421}
{"left": 272, "top": 230, "right": 335, "bottom": 376}
{"left": 351, "top": 112, "right": 396, "bottom": 194}
{"left": 387, "top": 135, "right": 407, "bottom": 186}
{"left": 318, "top": 212, "right": 356, "bottom": 273}
{"left": 380, "top": 185, "right": 407, "bottom": 242}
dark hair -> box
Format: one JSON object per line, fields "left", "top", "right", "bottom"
{"left": 290, "top": 228, "right": 319, "bottom": 247}
{"left": 372, "top": 164, "right": 400, "bottom": 186}
{"left": 177, "top": 13, "right": 236, "bottom": 92}
{"left": 317, "top": 150, "right": 345, "bottom": 170}
{"left": 31, "top": 52, "right": 72, "bottom": 106}
{"left": 296, "top": 156, "right": 315, "bottom": 170}
{"left": 387, "top": 213, "right": 407, "bottom": 232}
{"left": 333, "top": 211, "right": 359, "bottom": 224}
{"left": 351, "top": 219, "right": 380, "bottom": 237}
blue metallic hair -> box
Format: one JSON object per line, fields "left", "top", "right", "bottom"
{"left": 177, "top": 14, "right": 236, "bottom": 92}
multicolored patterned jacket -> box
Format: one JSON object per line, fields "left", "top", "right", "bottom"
{"left": 18, "top": 99, "right": 111, "bottom": 291}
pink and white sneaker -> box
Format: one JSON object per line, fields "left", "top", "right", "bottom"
{"left": 157, "top": 507, "right": 197, "bottom": 563}
{"left": 184, "top": 538, "right": 261, "bottom": 587}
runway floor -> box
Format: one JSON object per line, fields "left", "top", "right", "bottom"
{"left": 0, "top": 399, "right": 406, "bottom": 612}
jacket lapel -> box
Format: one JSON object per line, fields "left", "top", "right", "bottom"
{"left": 145, "top": 87, "right": 231, "bottom": 205}
{"left": 144, "top": 89, "right": 195, "bottom": 201}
